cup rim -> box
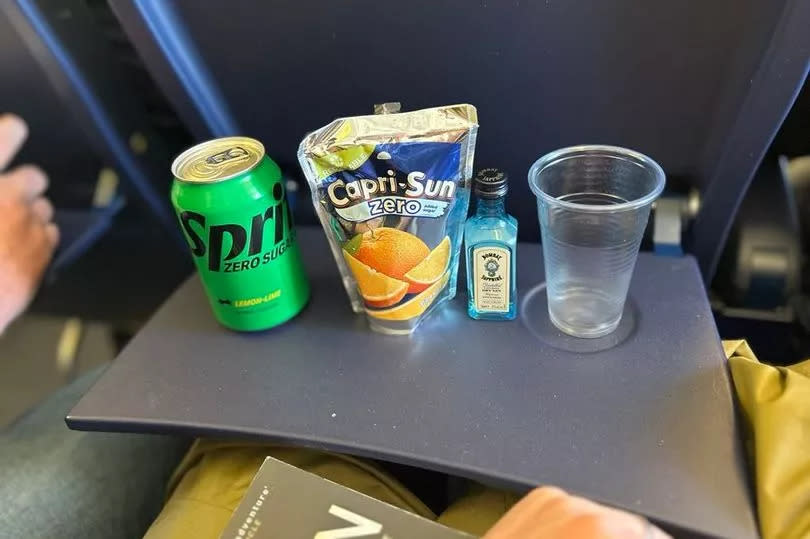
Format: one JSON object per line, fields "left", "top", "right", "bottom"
{"left": 528, "top": 145, "right": 666, "bottom": 213}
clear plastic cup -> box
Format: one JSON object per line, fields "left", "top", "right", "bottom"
{"left": 528, "top": 145, "right": 665, "bottom": 338}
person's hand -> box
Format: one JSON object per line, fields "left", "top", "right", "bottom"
{"left": 484, "top": 487, "right": 671, "bottom": 539}
{"left": 0, "top": 114, "right": 59, "bottom": 333}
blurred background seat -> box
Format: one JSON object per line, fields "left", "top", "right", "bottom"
{"left": 106, "top": 0, "right": 808, "bottom": 278}
{"left": 0, "top": 0, "right": 195, "bottom": 424}
{"left": 712, "top": 82, "right": 810, "bottom": 364}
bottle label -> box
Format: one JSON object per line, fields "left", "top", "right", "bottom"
{"left": 472, "top": 244, "right": 511, "bottom": 312}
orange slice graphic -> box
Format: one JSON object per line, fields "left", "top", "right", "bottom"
{"left": 403, "top": 236, "right": 451, "bottom": 293}
{"left": 343, "top": 250, "right": 408, "bottom": 308}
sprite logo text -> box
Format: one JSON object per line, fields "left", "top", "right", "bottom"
{"left": 180, "top": 193, "right": 294, "bottom": 273}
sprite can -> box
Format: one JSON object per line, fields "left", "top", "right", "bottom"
{"left": 171, "top": 136, "right": 309, "bottom": 331}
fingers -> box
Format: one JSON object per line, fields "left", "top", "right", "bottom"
{"left": 641, "top": 517, "right": 672, "bottom": 539}
{"left": 23, "top": 214, "right": 59, "bottom": 267}
{"left": 0, "top": 114, "right": 28, "bottom": 171}
{"left": 0, "top": 164, "right": 57, "bottom": 249}
{"left": 26, "top": 214, "right": 59, "bottom": 259}
{"left": 30, "top": 197, "right": 58, "bottom": 248}
{"left": 31, "top": 197, "right": 54, "bottom": 223}
{"left": 3, "top": 164, "right": 48, "bottom": 201}
{"left": 484, "top": 486, "right": 672, "bottom": 539}
{"left": 45, "top": 222, "right": 59, "bottom": 247}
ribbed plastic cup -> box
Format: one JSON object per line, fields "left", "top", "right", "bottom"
{"left": 528, "top": 145, "right": 665, "bottom": 338}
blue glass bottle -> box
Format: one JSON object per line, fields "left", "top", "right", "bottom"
{"left": 465, "top": 169, "right": 518, "bottom": 320}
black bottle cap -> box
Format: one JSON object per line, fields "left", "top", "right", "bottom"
{"left": 474, "top": 168, "right": 508, "bottom": 198}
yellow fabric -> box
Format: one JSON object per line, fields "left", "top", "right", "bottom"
{"left": 725, "top": 339, "right": 810, "bottom": 539}
{"left": 438, "top": 483, "right": 522, "bottom": 536}
{"left": 144, "top": 439, "right": 511, "bottom": 539}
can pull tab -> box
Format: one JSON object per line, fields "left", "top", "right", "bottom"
{"left": 373, "top": 102, "right": 401, "bottom": 115}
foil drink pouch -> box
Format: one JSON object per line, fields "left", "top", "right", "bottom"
{"left": 298, "top": 104, "right": 478, "bottom": 335}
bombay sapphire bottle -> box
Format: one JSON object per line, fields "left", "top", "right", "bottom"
{"left": 464, "top": 168, "right": 518, "bottom": 320}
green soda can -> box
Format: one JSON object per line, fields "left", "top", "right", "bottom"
{"left": 170, "top": 136, "right": 309, "bottom": 331}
